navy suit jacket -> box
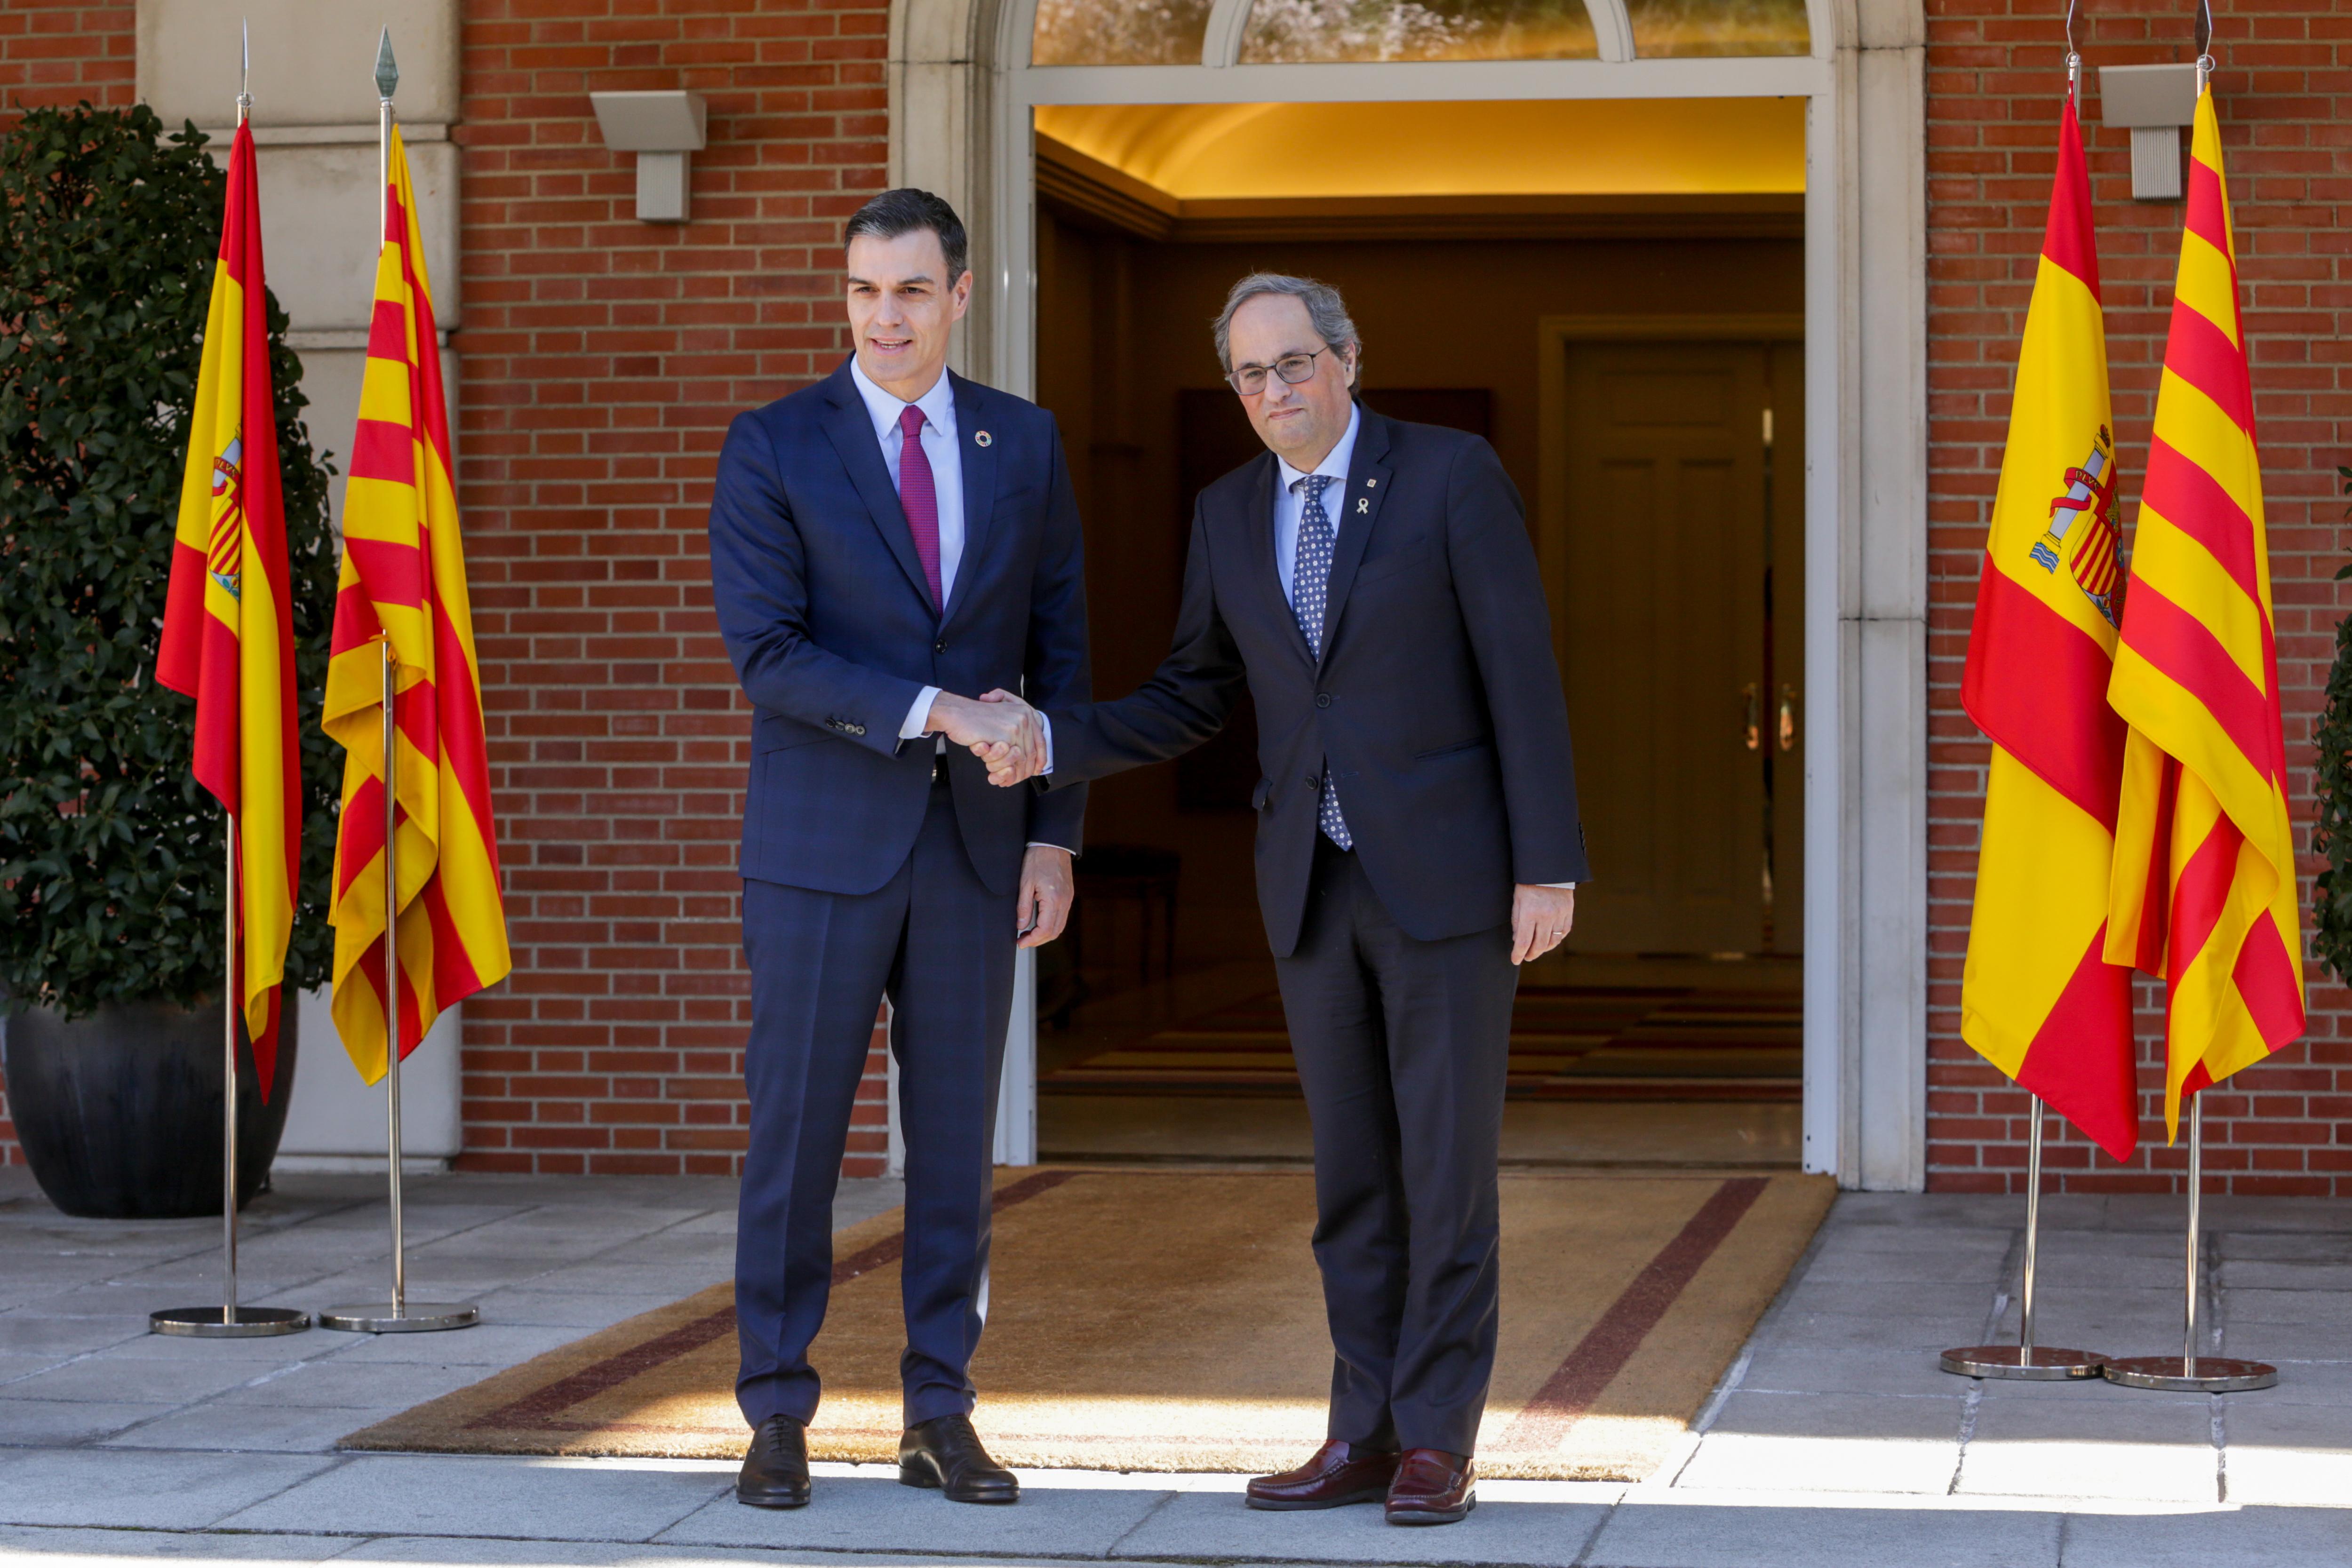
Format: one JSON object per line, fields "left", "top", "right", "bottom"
{"left": 1045, "top": 409, "right": 1586, "bottom": 956}
{"left": 709, "top": 360, "right": 1089, "bottom": 898}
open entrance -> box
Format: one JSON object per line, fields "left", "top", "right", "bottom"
{"left": 1025, "top": 97, "right": 1805, "bottom": 1169}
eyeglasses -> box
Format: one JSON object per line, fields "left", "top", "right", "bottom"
{"left": 1226, "top": 344, "right": 1337, "bottom": 397}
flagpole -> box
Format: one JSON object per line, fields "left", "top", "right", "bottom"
{"left": 2105, "top": 1094, "right": 2276, "bottom": 1391}
{"left": 2098, "top": 0, "right": 2279, "bottom": 1404}
{"left": 148, "top": 24, "right": 310, "bottom": 1342}
{"left": 1938, "top": 1093, "right": 2105, "bottom": 1379}
{"left": 319, "top": 32, "right": 474, "bottom": 1335}
{"left": 384, "top": 639, "right": 407, "bottom": 1319}
{"left": 222, "top": 813, "right": 239, "bottom": 1316}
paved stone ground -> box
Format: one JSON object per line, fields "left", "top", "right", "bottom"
{"left": 0, "top": 1168, "right": 2346, "bottom": 1568}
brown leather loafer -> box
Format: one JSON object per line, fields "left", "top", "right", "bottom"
{"left": 1245, "top": 1440, "right": 1401, "bottom": 1511}
{"left": 1385, "top": 1448, "right": 1475, "bottom": 1525}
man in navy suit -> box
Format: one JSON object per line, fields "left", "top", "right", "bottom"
{"left": 987, "top": 275, "right": 1587, "bottom": 1525}
{"left": 707, "top": 189, "right": 1087, "bottom": 1511}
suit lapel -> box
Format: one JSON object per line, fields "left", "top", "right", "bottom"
{"left": 817, "top": 360, "right": 936, "bottom": 615}
{"left": 1315, "top": 407, "right": 1394, "bottom": 669}
{"left": 943, "top": 372, "right": 997, "bottom": 628}
{"left": 1244, "top": 453, "right": 1315, "bottom": 668}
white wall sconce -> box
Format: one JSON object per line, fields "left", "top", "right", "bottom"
{"left": 2098, "top": 63, "right": 2200, "bottom": 202}
{"left": 589, "top": 90, "right": 709, "bottom": 223}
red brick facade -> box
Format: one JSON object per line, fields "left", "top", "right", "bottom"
{"left": 1925, "top": 0, "right": 2352, "bottom": 1194}
{"left": 0, "top": 0, "right": 132, "bottom": 122}
{"left": 454, "top": 0, "right": 894, "bottom": 1175}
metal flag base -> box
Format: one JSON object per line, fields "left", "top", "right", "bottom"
{"left": 1939, "top": 1096, "right": 2105, "bottom": 1380}
{"left": 1939, "top": 1345, "right": 2105, "bottom": 1381}
{"left": 2103, "top": 1354, "right": 2277, "bottom": 1393}
{"left": 2104, "top": 1095, "right": 2275, "bottom": 1395}
{"left": 150, "top": 1305, "right": 311, "bottom": 1338}
{"left": 318, "top": 1301, "right": 478, "bottom": 1334}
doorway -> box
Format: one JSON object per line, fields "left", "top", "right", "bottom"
{"left": 1024, "top": 108, "right": 1805, "bottom": 1168}
{"left": 898, "top": 0, "right": 1937, "bottom": 1190}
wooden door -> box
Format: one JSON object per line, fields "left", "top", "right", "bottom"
{"left": 1554, "top": 340, "right": 1802, "bottom": 955}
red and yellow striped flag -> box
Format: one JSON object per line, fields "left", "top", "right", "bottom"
{"left": 156, "top": 121, "right": 299, "bottom": 1098}
{"left": 1959, "top": 90, "right": 2139, "bottom": 1161}
{"left": 2105, "top": 84, "right": 2304, "bottom": 1140}
{"left": 323, "top": 125, "right": 510, "bottom": 1083}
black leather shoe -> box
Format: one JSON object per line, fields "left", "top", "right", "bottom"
{"left": 737, "top": 1415, "right": 812, "bottom": 1508}
{"left": 898, "top": 1412, "right": 1020, "bottom": 1504}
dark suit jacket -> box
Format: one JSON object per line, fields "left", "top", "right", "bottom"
{"left": 709, "top": 360, "right": 1089, "bottom": 898}
{"left": 1046, "top": 408, "right": 1585, "bottom": 956}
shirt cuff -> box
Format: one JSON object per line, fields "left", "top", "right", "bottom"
{"left": 902, "top": 686, "right": 941, "bottom": 741}
{"left": 1541, "top": 882, "right": 1577, "bottom": 890}
{"left": 1038, "top": 714, "right": 1054, "bottom": 775}
{"left": 1026, "top": 842, "right": 1075, "bottom": 854}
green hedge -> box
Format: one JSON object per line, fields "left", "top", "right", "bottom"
{"left": 0, "top": 103, "right": 340, "bottom": 1017}
{"left": 2315, "top": 465, "right": 2352, "bottom": 985}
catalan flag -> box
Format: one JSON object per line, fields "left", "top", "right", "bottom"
{"left": 2105, "top": 84, "right": 2304, "bottom": 1140}
{"left": 1959, "top": 89, "right": 2139, "bottom": 1161}
{"left": 323, "top": 124, "right": 509, "bottom": 1083}
{"left": 157, "top": 121, "right": 299, "bottom": 1098}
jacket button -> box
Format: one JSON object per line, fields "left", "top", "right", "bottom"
{"left": 1316, "top": 692, "right": 1332, "bottom": 708}
{"left": 934, "top": 640, "right": 946, "bottom": 653}
{"left": 1305, "top": 774, "right": 1320, "bottom": 788}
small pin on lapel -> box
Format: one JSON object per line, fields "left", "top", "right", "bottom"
{"left": 974, "top": 430, "right": 992, "bottom": 447}
{"left": 1366, "top": 478, "right": 1378, "bottom": 487}
{"left": 1356, "top": 498, "right": 1369, "bottom": 514}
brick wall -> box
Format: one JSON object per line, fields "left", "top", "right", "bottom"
{"left": 453, "top": 0, "right": 894, "bottom": 1175}
{"left": 0, "top": 0, "right": 133, "bottom": 124}
{"left": 0, "top": 0, "right": 137, "bottom": 1166}
{"left": 1925, "top": 0, "right": 2352, "bottom": 1193}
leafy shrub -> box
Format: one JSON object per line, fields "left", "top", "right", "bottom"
{"left": 0, "top": 103, "right": 339, "bottom": 1015}
{"left": 2313, "top": 464, "right": 2352, "bottom": 983}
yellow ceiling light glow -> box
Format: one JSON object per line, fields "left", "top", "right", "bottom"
{"left": 1034, "top": 98, "right": 1806, "bottom": 199}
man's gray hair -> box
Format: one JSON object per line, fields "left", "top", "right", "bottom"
{"left": 1212, "top": 272, "right": 1361, "bottom": 377}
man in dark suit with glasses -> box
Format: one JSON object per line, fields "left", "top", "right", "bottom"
{"left": 984, "top": 272, "right": 1588, "bottom": 1525}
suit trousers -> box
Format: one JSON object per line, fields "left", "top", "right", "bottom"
{"left": 1276, "top": 834, "right": 1519, "bottom": 1457}
{"left": 735, "top": 773, "right": 1017, "bottom": 1430}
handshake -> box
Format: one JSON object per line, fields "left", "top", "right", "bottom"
{"left": 926, "top": 690, "right": 1048, "bottom": 787}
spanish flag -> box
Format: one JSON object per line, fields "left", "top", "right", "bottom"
{"left": 323, "top": 125, "right": 510, "bottom": 1083}
{"left": 2105, "top": 84, "right": 2304, "bottom": 1141}
{"left": 1959, "top": 89, "right": 2139, "bottom": 1161}
{"left": 157, "top": 121, "right": 299, "bottom": 1099}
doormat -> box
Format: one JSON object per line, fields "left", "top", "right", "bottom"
{"left": 343, "top": 1168, "right": 1832, "bottom": 1481}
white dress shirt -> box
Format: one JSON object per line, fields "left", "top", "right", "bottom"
{"left": 1275, "top": 403, "right": 1363, "bottom": 602}
{"left": 847, "top": 358, "right": 966, "bottom": 744}
{"left": 852, "top": 359, "right": 1061, "bottom": 852}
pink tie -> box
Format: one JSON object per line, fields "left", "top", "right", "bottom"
{"left": 896, "top": 404, "right": 944, "bottom": 611}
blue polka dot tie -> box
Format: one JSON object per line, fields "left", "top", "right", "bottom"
{"left": 1290, "top": 474, "right": 1352, "bottom": 850}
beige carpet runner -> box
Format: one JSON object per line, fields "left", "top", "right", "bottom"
{"left": 345, "top": 1168, "right": 1831, "bottom": 1480}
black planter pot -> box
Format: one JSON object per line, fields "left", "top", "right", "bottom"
{"left": 1, "top": 998, "right": 299, "bottom": 1218}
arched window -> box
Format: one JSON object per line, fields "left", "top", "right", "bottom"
{"left": 1031, "top": 0, "right": 1809, "bottom": 67}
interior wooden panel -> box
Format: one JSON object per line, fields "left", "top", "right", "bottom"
{"left": 1560, "top": 342, "right": 1774, "bottom": 955}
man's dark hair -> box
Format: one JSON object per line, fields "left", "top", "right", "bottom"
{"left": 844, "top": 188, "right": 969, "bottom": 281}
